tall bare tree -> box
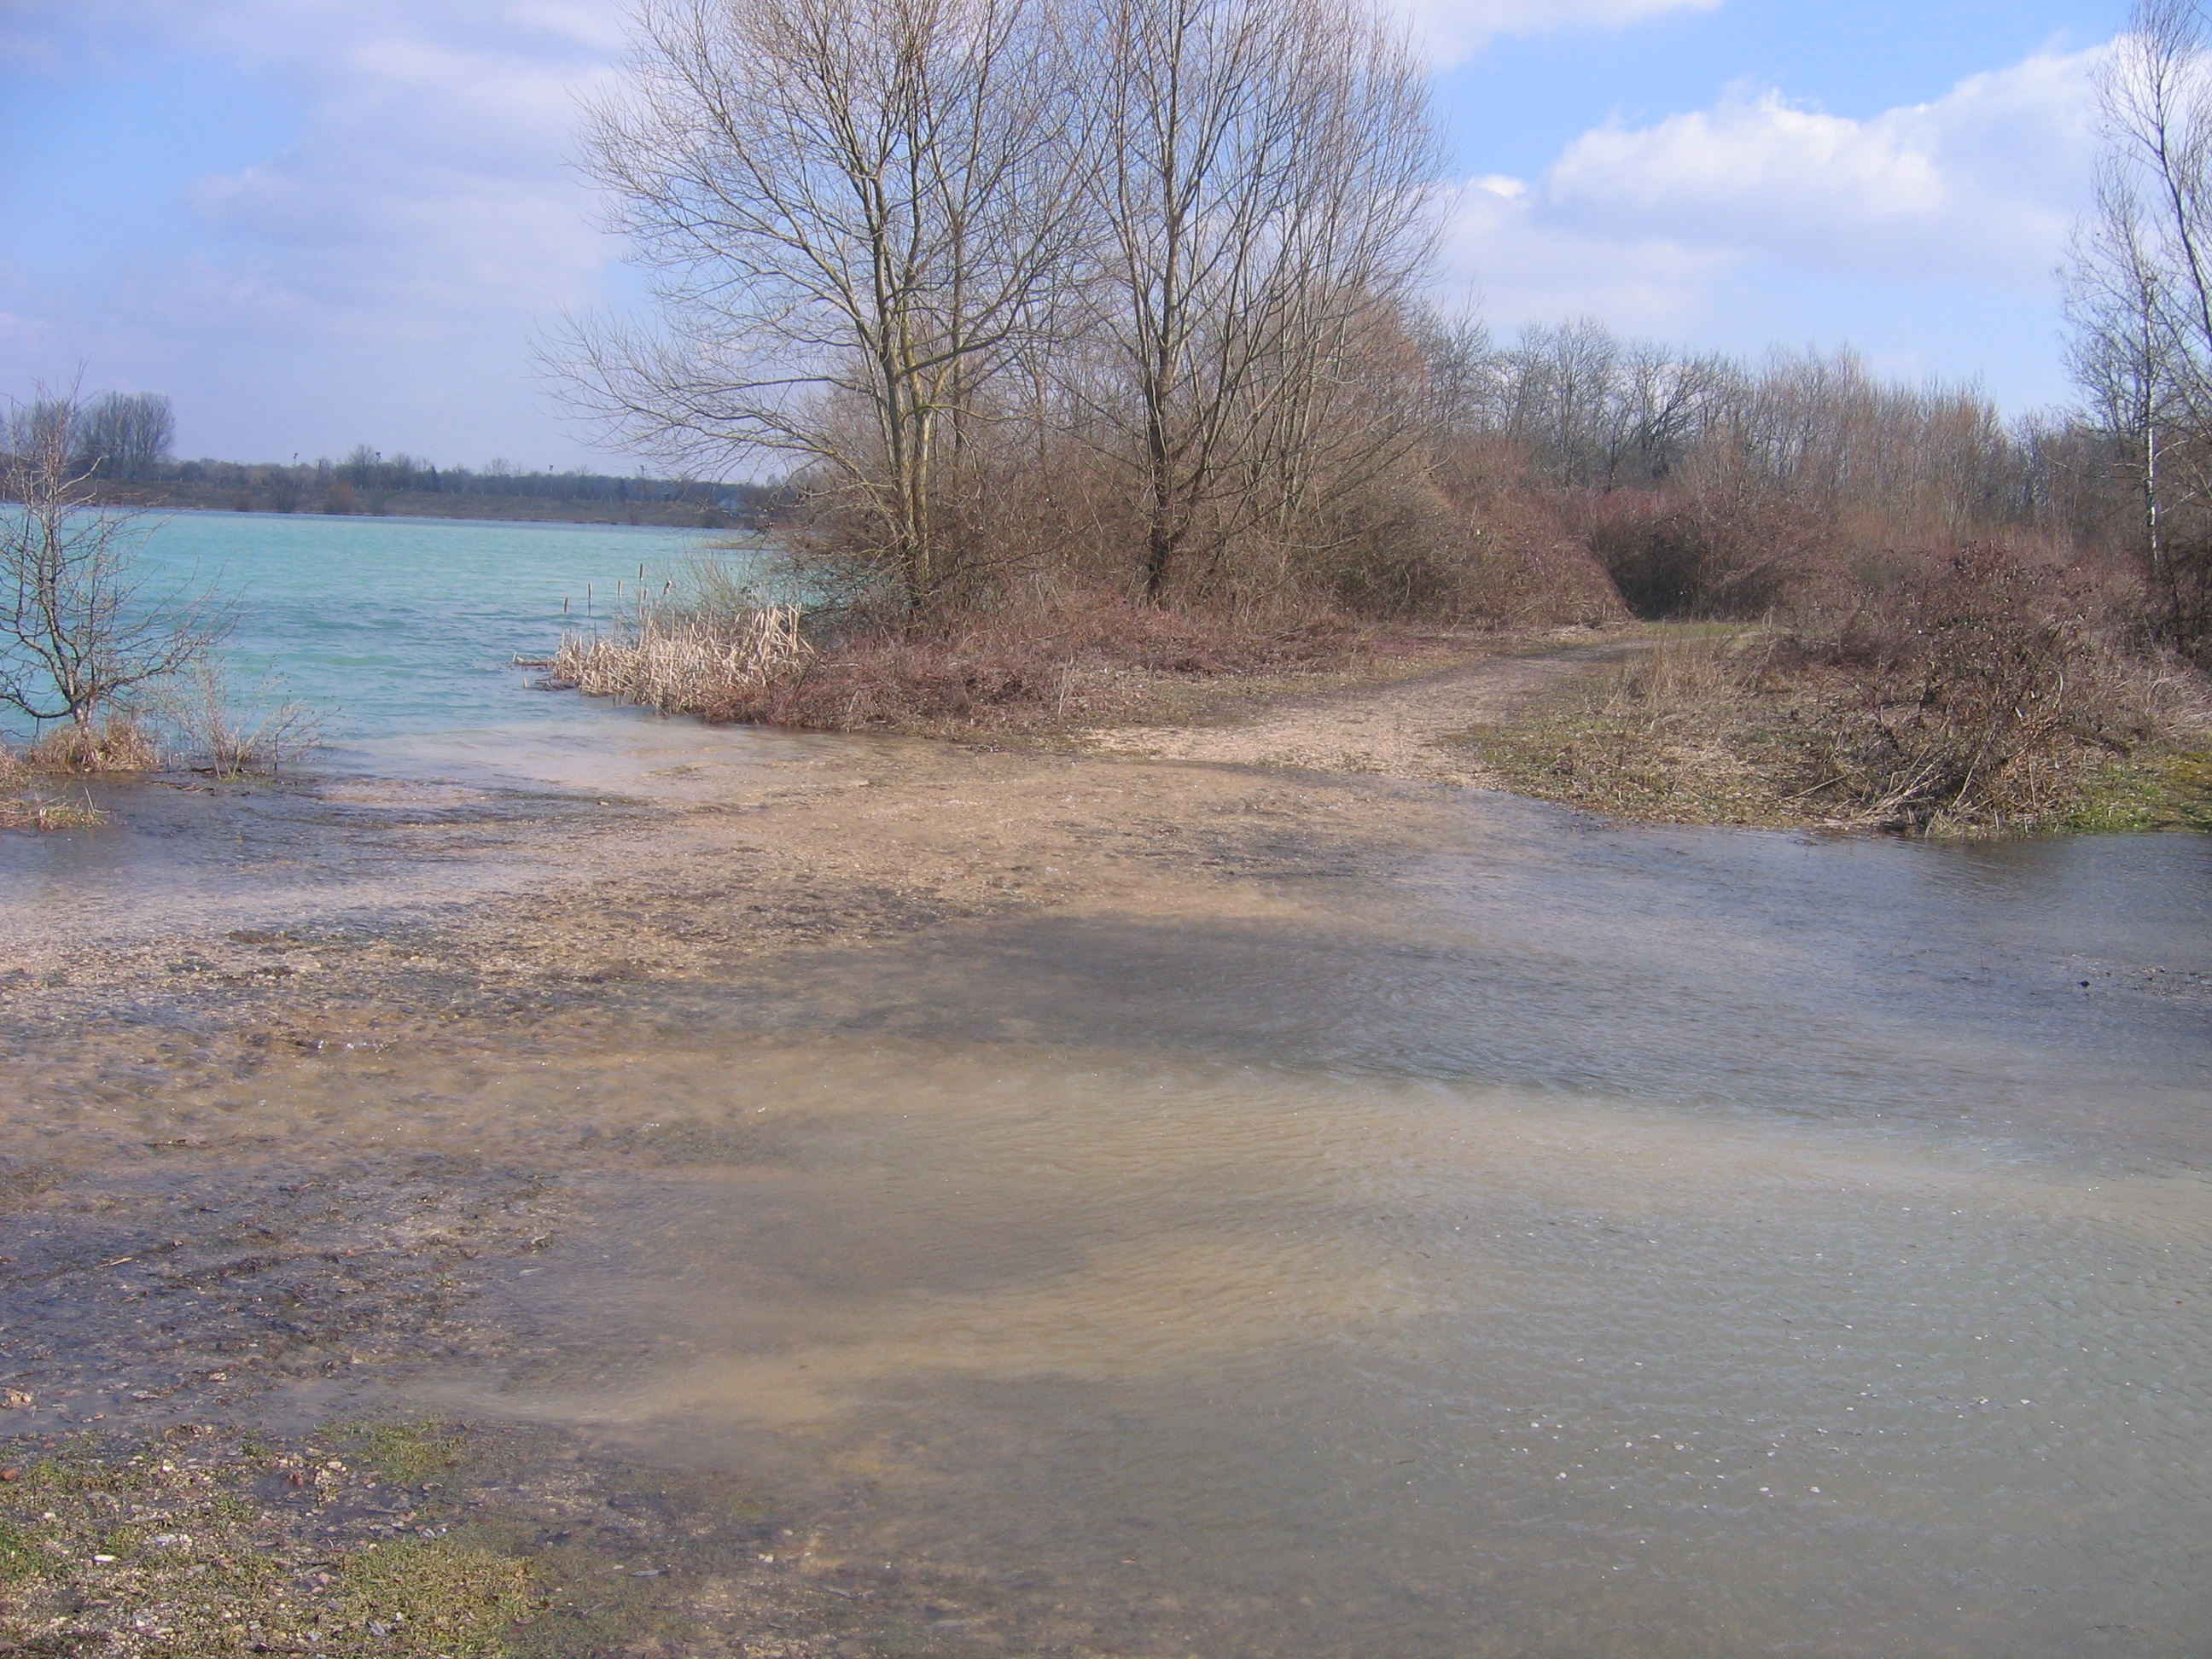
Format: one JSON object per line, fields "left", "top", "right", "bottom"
{"left": 2065, "top": 0, "right": 2212, "bottom": 643}
{"left": 560, "top": 0, "right": 1091, "bottom": 608}
{"left": 1081, "top": 0, "right": 1435, "bottom": 601}
{"left": 72, "top": 392, "right": 176, "bottom": 482}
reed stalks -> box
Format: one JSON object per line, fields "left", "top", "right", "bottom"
{"left": 544, "top": 603, "right": 812, "bottom": 715}
{"left": 22, "top": 715, "right": 159, "bottom": 773}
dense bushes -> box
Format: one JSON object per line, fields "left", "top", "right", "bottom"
{"left": 1782, "top": 546, "right": 2169, "bottom": 830}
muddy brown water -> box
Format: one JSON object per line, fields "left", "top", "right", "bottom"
{"left": 5, "top": 724, "right": 2212, "bottom": 1656}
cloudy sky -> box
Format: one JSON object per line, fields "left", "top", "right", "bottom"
{"left": 0, "top": 0, "right": 2123, "bottom": 471}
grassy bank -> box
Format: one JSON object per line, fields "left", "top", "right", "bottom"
{"left": 1461, "top": 626, "right": 2212, "bottom": 836}
{"left": 0, "top": 1425, "right": 537, "bottom": 1656}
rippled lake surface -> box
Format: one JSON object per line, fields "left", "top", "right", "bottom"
{"left": 7, "top": 510, "right": 745, "bottom": 741}
{"left": 436, "top": 815, "right": 2209, "bottom": 1659}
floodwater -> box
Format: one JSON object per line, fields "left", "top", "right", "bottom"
{"left": 4, "top": 504, "right": 2209, "bottom": 1654}
{"left": 38, "top": 738, "right": 2199, "bottom": 1658}
{"left": 449, "top": 816, "right": 2210, "bottom": 1659}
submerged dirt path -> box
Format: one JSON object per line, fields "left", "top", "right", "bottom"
{"left": 0, "top": 632, "right": 1656, "bottom": 1656}
{"left": 1080, "top": 636, "right": 1639, "bottom": 784}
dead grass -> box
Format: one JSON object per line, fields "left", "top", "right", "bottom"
{"left": 541, "top": 586, "right": 1409, "bottom": 736}
{"left": 0, "top": 751, "right": 108, "bottom": 830}
{"left": 1467, "top": 629, "right": 1824, "bottom": 828}
{"left": 23, "top": 716, "right": 158, "bottom": 774}
{"left": 0, "top": 792, "right": 109, "bottom": 831}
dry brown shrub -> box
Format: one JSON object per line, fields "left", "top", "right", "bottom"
{"left": 1413, "top": 437, "right": 1627, "bottom": 626}
{"left": 549, "top": 579, "right": 1371, "bottom": 734}
{"left": 1784, "top": 544, "right": 2175, "bottom": 831}
{"left": 25, "top": 715, "right": 158, "bottom": 773}
{"left": 748, "top": 589, "right": 1362, "bottom": 732}
{"left": 1574, "top": 459, "right": 1831, "bottom": 621}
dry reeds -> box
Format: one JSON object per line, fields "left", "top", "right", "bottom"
{"left": 545, "top": 604, "right": 812, "bottom": 716}
{"left": 24, "top": 716, "right": 158, "bottom": 774}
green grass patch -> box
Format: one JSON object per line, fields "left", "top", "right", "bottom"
{"left": 0, "top": 1518, "right": 40, "bottom": 1582}
{"left": 0, "top": 1432, "right": 542, "bottom": 1657}
{"left": 2065, "top": 749, "right": 2212, "bottom": 832}
{"left": 341, "top": 1418, "right": 469, "bottom": 1486}
{"left": 335, "top": 1537, "right": 539, "bottom": 1656}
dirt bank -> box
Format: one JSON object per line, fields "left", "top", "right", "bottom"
{"left": 1076, "top": 636, "right": 1641, "bottom": 783}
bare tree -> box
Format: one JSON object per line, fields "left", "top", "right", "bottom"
{"left": 559, "top": 0, "right": 1092, "bottom": 610}
{"left": 1080, "top": 0, "right": 1436, "bottom": 601}
{"left": 72, "top": 392, "right": 176, "bottom": 482}
{"left": 0, "top": 390, "right": 229, "bottom": 734}
{"left": 2064, "top": 0, "right": 2212, "bottom": 644}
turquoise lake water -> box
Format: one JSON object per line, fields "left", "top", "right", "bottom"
{"left": 17, "top": 510, "right": 754, "bottom": 743}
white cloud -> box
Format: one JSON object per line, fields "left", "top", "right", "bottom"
{"left": 1438, "top": 49, "right": 2102, "bottom": 336}
{"left": 1404, "top": 0, "right": 1718, "bottom": 67}
{"left": 1435, "top": 176, "right": 1736, "bottom": 333}
{"left": 1543, "top": 50, "right": 2100, "bottom": 284}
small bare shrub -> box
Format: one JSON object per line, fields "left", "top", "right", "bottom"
{"left": 159, "top": 660, "right": 323, "bottom": 776}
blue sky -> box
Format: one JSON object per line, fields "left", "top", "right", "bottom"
{"left": 0, "top": 0, "right": 2128, "bottom": 470}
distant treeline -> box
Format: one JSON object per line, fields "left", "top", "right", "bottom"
{"left": 2, "top": 393, "right": 781, "bottom": 528}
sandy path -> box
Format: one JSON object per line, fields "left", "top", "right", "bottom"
{"left": 1080, "top": 637, "right": 1638, "bottom": 783}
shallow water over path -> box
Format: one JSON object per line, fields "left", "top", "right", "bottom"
{"left": 8, "top": 730, "right": 2210, "bottom": 1656}
{"left": 360, "top": 800, "right": 2209, "bottom": 1656}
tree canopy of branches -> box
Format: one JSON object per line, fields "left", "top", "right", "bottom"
{"left": 74, "top": 393, "right": 176, "bottom": 481}
{"left": 0, "top": 392, "right": 228, "bottom": 731}
{"left": 568, "top": 0, "right": 1092, "bottom": 608}
{"left": 1084, "top": 0, "right": 1435, "bottom": 599}
{"left": 557, "top": 0, "right": 1438, "bottom": 614}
